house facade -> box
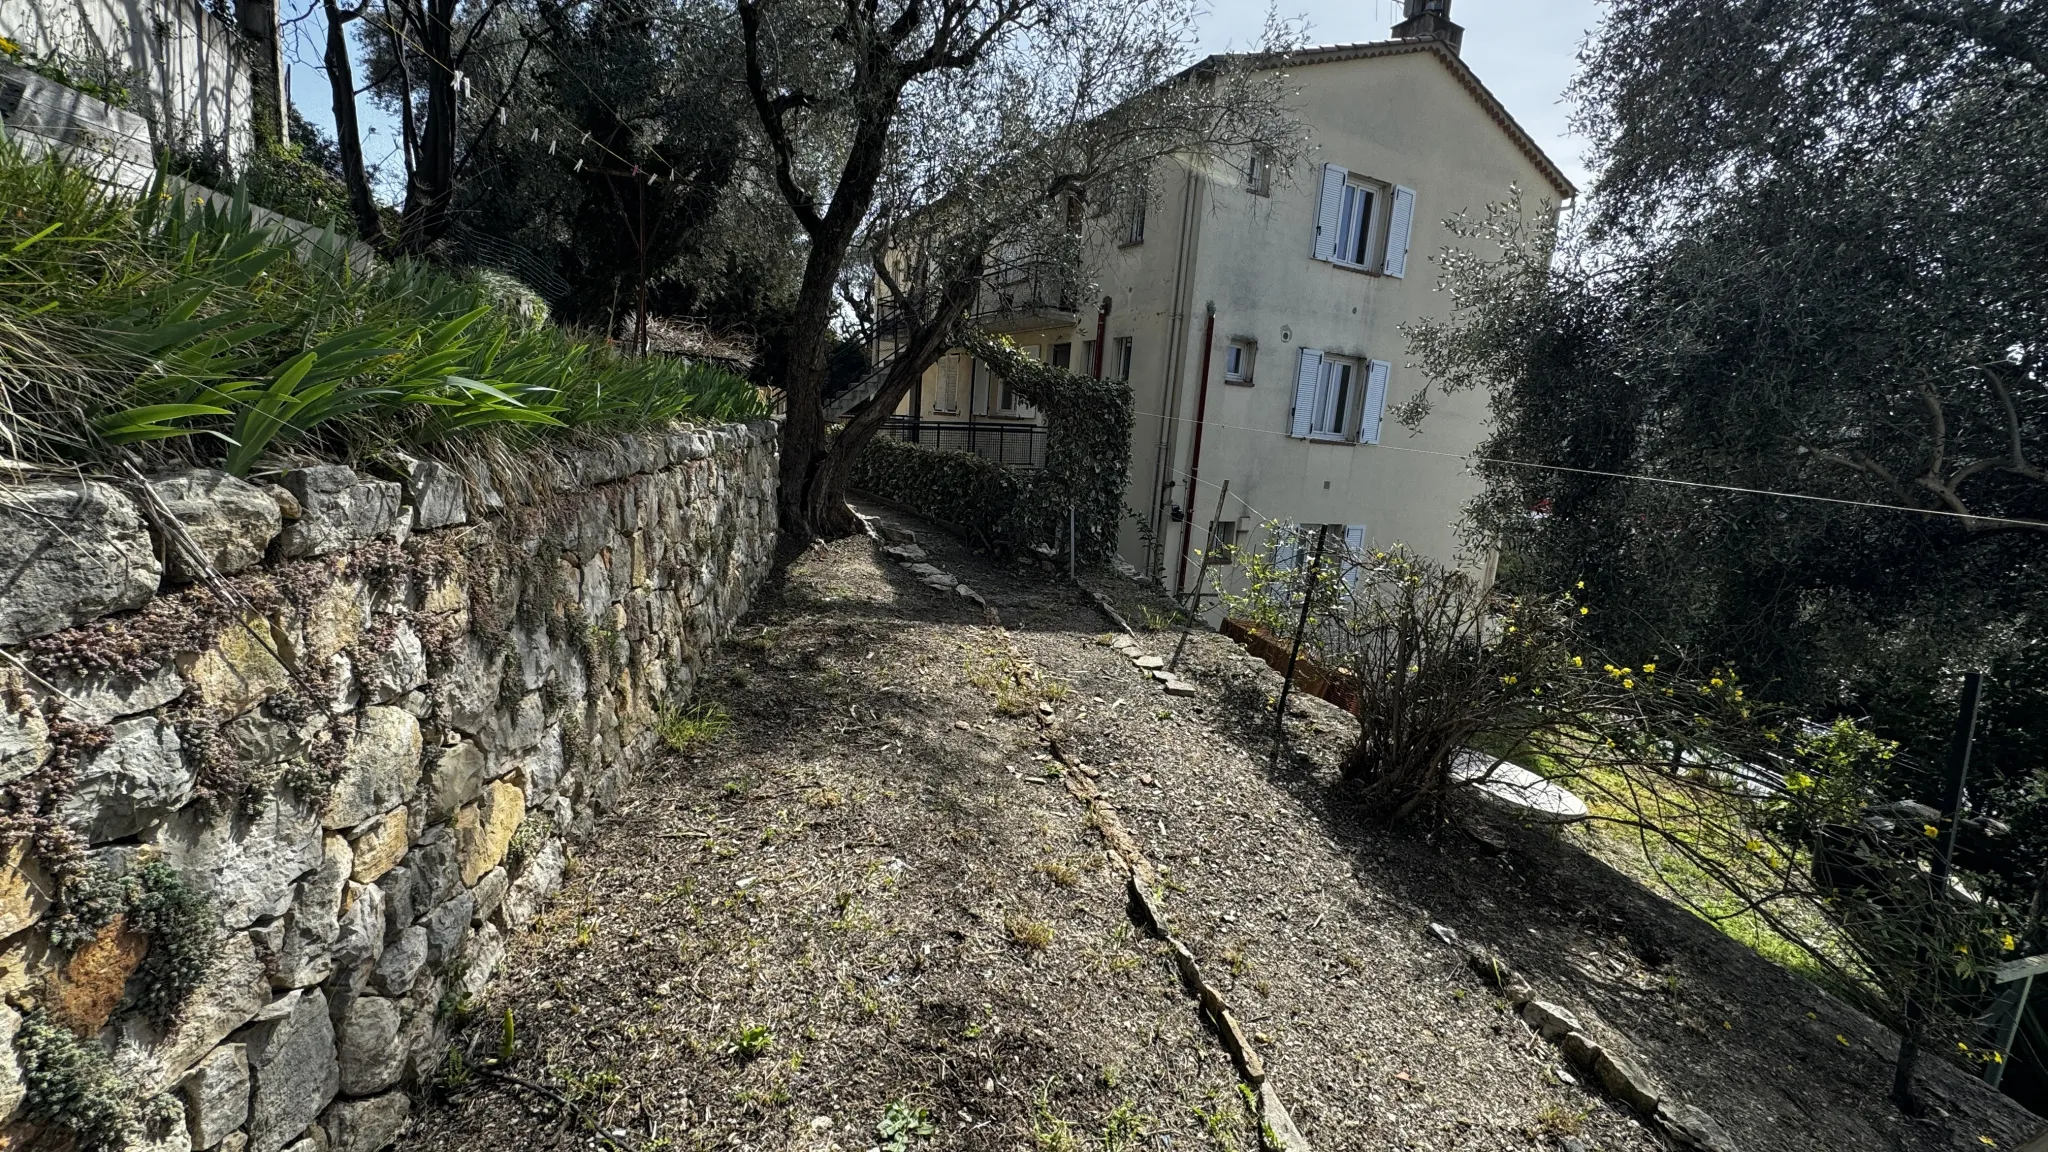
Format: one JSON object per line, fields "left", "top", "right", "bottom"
{"left": 878, "top": 2, "right": 1574, "bottom": 604}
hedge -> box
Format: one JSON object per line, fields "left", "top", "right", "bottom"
{"left": 846, "top": 434, "right": 1024, "bottom": 550}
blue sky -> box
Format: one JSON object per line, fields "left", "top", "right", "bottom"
{"left": 281, "top": 0, "right": 1603, "bottom": 202}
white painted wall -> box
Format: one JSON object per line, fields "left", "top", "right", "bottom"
{"left": 1, "top": 0, "right": 253, "bottom": 162}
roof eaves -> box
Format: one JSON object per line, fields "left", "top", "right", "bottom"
{"left": 1194, "top": 38, "right": 1578, "bottom": 201}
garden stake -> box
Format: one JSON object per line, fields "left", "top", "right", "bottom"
{"left": 1891, "top": 670, "right": 1983, "bottom": 1112}
{"left": 1170, "top": 479, "right": 1228, "bottom": 673}
{"left": 1272, "top": 524, "right": 1328, "bottom": 749}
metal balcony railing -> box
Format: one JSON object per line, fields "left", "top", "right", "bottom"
{"left": 877, "top": 416, "right": 1046, "bottom": 470}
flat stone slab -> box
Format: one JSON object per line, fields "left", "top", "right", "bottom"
{"left": 1451, "top": 750, "right": 1589, "bottom": 824}
{"left": 1132, "top": 655, "right": 1165, "bottom": 670}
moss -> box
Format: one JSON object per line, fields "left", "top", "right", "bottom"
{"left": 13, "top": 1008, "right": 134, "bottom": 1150}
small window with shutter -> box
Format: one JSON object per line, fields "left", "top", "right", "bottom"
{"left": 937, "top": 358, "right": 960, "bottom": 413}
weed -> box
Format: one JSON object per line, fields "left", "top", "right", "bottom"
{"left": 563, "top": 1067, "right": 623, "bottom": 1103}
{"left": 1101, "top": 1101, "right": 1148, "bottom": 1152}
{"left": 876, "top": 1100, "right": 935, "bottom": 1151}
{"left": 1193, "top": 1092, "right": 1246, "bottom": 1152}
{"left": 496, "top": 1008, "right": 517, "bottom": 1065}
{"left": 1222, "top": 947, "right": 1248, "bottom": 976}
{"left": 1006, "top": 915, "right": 1054, "bottom": 950}
{"left": 1031, "top": 1085, "right": 1077, "bottom": 1152}
{"left": 1536, "top": 1104, "right": 1586, "bottom": 1137}
{"left": 1099, "top": 1065, "right": 1120, "bottom": 1088}
{"left": 435, "top": 1046, "right": 474, "bottom": 1094}
{"left": 726, "top": 1023, "right": 774, "bottom": 1060}
{"left": 655, "top": 701, "right": 731, "bottom": 753}
{"left": 1038, "top": 860, "right": 1081, "bottom": 888}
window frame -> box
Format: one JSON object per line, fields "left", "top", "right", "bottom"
{"left": 1205, "top": 520, "right": 1238, "bottom": 564}
{"left": 1332, "top": 177, "right": 1384, "bottom": 271}
{"left": 1222, "top": 339, "right": 1255, "bottom": 385}
{"left": 1112, "top": 337, "right": 1135, "bottom": 382}
{"left": 1309, "top": 355, "right": 1358, "bottom": 441}
{"left": 1245, "top": 150, "right": 1271, "bottom": 196}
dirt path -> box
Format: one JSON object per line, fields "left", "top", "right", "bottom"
{"left": 411, "top": 507, "right": 2042, "bottom": 1152}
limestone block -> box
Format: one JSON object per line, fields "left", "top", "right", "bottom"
{"left": 48, "top": 913, "right": 147, "bottom": 1032}
{"left": 37, "top": 663, "right": 184, "bottom": 727}
{"left": 455, "top": 782, "right": 524, "bottom": 886}
{"left": 152, "top": 789, "right": 325, "bottom": 930}
{"left": 135, "top": 1094, "right": 194, "bottom": 1152}
{"left": 178, "top": 1042, "right": 251, "bottom": 1148}
{"left": 55, "top": 717, "right": 191, "bottom": 843}
{"left": 335, "top": 996, "right": 403, "bottom": 1096}
{"left": 1659, "top": 1102, "right": 1740, "bottom": 1152}
{"left": 271, "top": 835, "right": 350, "bottom": 989}
{"left": 178, "top": 617, "right": 293, "bottom": 716}
{"left": 0, "top": 837, "right": 49, "bottom": 941}
{"left": 148, "top": 469, "right": 283, "bottom": 581}
{"left": 347, "top": 810, "right": 408, "bottom": 886}
{"left": 352, "top": 624, "right": 424, "bottom": 706}
{"left": 0, "top": 480, "right": 160, "bottom": 644}
{"left": 276, "top": 467, "right": 402, "bottom": 559}
{"left": 129, "top": 932, "right": 271, "bottom": 1091}
{"left": 0, "top": 1003, "right": 21, "bottom": 1123}
{"left": 1521, "top": 999, "right": 1582, "bottom": 1042}
{"left": 469, "top": 867, "right": 508, "bottom": 923}
{"left": 480, "top": 693, "right": 543, "bottom": 756}
{"left": 432, "top": 632, "right": 502, "bottom": 736}
{"left": 420, "top": 890, "right": 475, "bottom": 968}
{"left": 295, "top": 583, "right": 367, "bottom": 668}
{"left": 321, "top": 1091, "right": 409, "bottom": 1152}
{"left": 497, "top": 838, "right": 564, "bottom": 928}
{"left": 421, "top": 740, "right": 484, "bottom": 823}
{"left": 239, "top": 990, "right": 339, "bottom": 1152}
{"left": 1596, "top": 1047, "right": 1664, "bottom": 1117}
{"left": 0, "top": 685, "right": 47, "bottom": 787}
{"left": 459, "top": 922, "right": 504, "bottom": 998}
{"left": 404, "top": 829, "right": 460, "bottom": 913}
{"left": 373, "top": 867, "right": 414, "bottom": 944}
{"left": 324, "top": 709, "right": 421, "bottom": 829}
{"left": 371, "top": 925, "right": 426, "bottom": 996}
{"left": 222, "top": 710, "right": 313, "bottom": 768}
{"left": 381, "top": 453, "right": 467, "bottom": 530}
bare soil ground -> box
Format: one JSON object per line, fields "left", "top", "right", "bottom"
{"left": 410, "top": 505, "right": 2044, "bottom": 1152}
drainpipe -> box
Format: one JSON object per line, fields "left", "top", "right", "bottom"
{"left": 1091, "top": 295, "right": 1111, "bottom": 377}
{"left": 1174, "top": 301, "right": 1218, "bottom": 600}
{"left": 1148, "top": 166, "right": 1205, "bottom": 580}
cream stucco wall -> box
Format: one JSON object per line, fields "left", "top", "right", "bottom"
{"left": 1122, "top": 49, "right": 1566, "bottom": 601}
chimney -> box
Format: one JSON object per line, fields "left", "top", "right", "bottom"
{"left": 1392, "top": 0, "right": 1464, "bottom": 54}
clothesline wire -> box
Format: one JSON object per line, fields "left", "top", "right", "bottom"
{"left": 1126, "top": 406, "right": 2048, "bottom": 532}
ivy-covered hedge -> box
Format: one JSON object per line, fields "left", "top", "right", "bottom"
{"left": 968, "top": 334, "right": 1132, "bottom": 564}
{"left": 847, "top": 434, "right": 1023, "bottom": 549}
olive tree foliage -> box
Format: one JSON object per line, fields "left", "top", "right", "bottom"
{"left": 733, "top": 0, "right": 1303, "bottom": 540}
{"left": 1399, "top": 0, "right": 2048, "bottom": 912}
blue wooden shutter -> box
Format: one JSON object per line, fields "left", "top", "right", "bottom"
{"left": 1342, "top": 524, "right": 1367, "bottom": 586}
{"left": 1290, "top": 348, "right": 1323, "bottom": 439}
{"left": 1383, "top": 186, "right": 1416, "bottom": 277}
{"left": 1358, "top": 359, "right": 1392, "bottom": 444}
{"left": 1313, "top": 164, "right": 1347, "bottom": 261}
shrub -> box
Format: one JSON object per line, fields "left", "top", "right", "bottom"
{"left": 847, "top": 435, "right": 1023, "bottom": 550}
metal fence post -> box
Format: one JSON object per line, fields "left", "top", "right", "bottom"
{"left": 1273, "top": 525, "right": 1329, "bottom": 745}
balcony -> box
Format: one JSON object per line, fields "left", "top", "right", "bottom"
{"left": 972, "top": 259, "right": 1078, "bottom": 334}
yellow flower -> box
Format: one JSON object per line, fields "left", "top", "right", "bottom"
{"left": 1579, "top": 607, "right": 1590, "bottom": 615}
{"left": 1837, "top": 1034, "right": 1850, "bottom": 1046}
{"left": 1924, "top": 824, "right": 1939, "bottom": 838}
{"left": 0, "top": 36, "right": 18, "bottom": 54}
{"left": 1642, "top": 663, "right": 1656, "bottom": 673}
{"left": 2004, "top": 934, "right": 2017, "bottom": 952}
{"left": 1571, "top": 656, "right": 1583, "bottom": 667}
{"left": 1710, "top": 677, "right": 1724, "bottom": 688}
{"left": 1622, "top": 678, "right": 1634, "bottom": 689}
{"left": 1744, "top": 838, "right": 1764, "bottom": 853}
{"left": 1960, "top": 1041, "right": 1972, "bottom": 1051}
{"left": 1502, "top": 675, "right": 1518, "bottom": 685}
{"left": 1785, "top": 771, "right": 1814, "bottom": 791}
{"left": 1576, "top": 580, "right": 1585, "bottom": 589}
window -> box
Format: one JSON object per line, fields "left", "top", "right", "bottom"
{"left": 1051, "top": 342, "right": 1073, "bottom": 370}
{"left": 1288, "top": 348, "right": 1392, "bottom": 442}
{"left": 1081, "top": 339, "right": 1097, "bottom": 376}
{"left": 1205, "top": 520, "right": 1238, "bottom": 565}
{"left": 1223, "top": 339, "right": 1255, "bottom": 385}
{"left": 1120, "top": 193, "right": 1146, "bottom": 246}
{"left": 1313, "top": 164, "right": 1417, "bottom": 277}
{"left": 1311, "top": 356, "right": 1357, "bottom": 438}
{"left": 937, "top": 358, "right": 960, "bottom": 413}
{"left": 1112, "top": 337, "right": 1134, "bottom": 382}
{"left": 1245, "top": 150, "right": 1270, "bottom": 196}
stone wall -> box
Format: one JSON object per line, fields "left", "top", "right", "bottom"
{"left": 0, "top": 422, "right": 778, "bottom": 1152}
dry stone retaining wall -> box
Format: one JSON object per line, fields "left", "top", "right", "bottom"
{"left": 0, "top": 421, "right": 778, "bottom": 1151}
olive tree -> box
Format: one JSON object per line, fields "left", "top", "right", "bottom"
{"left": 734, "top": 0, "right": 1301, "bottom": 539}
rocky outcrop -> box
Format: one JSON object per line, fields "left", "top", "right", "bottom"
{"left": 0, "top": 422, "right": 778, "bottom": 1152}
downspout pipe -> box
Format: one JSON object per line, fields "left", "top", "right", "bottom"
{"left": 1174, "top": 301, "right": 1218, "bottom": 600}
{"left": 1091, "top": 296, "right": 1111, "bottom": 377}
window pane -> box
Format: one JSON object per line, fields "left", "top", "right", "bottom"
{"left": 1051, "top": 342, "right": 1072, "bottom": 369}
